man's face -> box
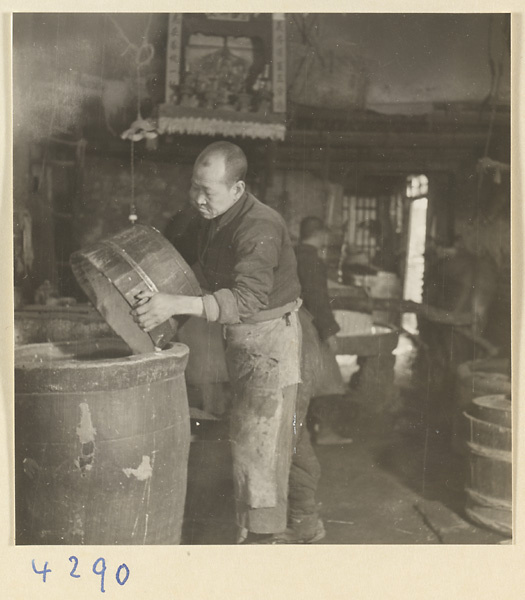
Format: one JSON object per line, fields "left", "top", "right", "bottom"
{"left": 189, "top": 155, "right": 243, "bottom": 220}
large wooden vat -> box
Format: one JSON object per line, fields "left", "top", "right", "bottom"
{"left": 70, "top": 225, "right": 201, "bottom": 354}
{"left": 15, "top": 337, "right": 191, "bottom": 545}
{"left": 463, "top": 394, "right": 512, "bottom": 536}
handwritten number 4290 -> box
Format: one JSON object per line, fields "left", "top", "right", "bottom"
{"left": 32, "top": 557, "right": 130, "bottom": 593}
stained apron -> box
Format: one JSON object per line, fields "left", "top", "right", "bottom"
{"left": 224, "top": 308, "right": 302, "bottom": 533}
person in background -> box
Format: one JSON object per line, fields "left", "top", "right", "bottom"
{"left": 132, "top": 142, "right": 324, "bottom": 544}
{"left": 296, "top": 216, "right": 354, "bottom": 445}
{"left": 296, "top": 217, "right": 340, "bottom": 350}
{"left": 419, "top": 235, "right": 499, "bottom": 403}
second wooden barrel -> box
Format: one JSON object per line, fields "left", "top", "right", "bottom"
{"left": 70, "top": 225, "right": 201, "bottom": 354}
{"left": 453, "top": 358, "right": 511, "bottom": 452}
{"left": 463, "top": 394, "right": 512, "bottom": 536}
{"left": 15, "top": 338, "right": 191, "bottom": 545}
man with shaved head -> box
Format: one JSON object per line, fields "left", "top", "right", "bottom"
{"left": 133, "top": 141, "right": 324, "bottom": 544}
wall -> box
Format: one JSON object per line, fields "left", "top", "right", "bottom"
{"left": 12, "top": 14, "right": 167, "bottom": 143}
{"left": 13, "top": 13, "right": 511, "bottom": 145}
{"left": 287, "top": 13, "right": 510, "bottom": 113}
{"left": 12, "top": 13, "right": 511, "bottom": 303}
{"left": 77, "top": 155, "right": 192, "bottom": 247}
{"left": 421, "top": 150, "right": 511, "bottom": 355}
{"left": 264, "top": 170, "right": 343, "bottom": 242}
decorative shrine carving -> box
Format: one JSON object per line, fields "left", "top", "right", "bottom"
{"left": 160, "top": 13, "right": 286, "bottom": 141}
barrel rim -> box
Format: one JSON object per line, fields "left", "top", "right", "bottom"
{"left": 70, "top": 225, "right": 201, "bottom": 297}
{"left": 463, "top": 410, "right": 511, "bottom": 431}
{"left": 465, "top": 487, "right": 512, "bottom": 510}
{"left": 15, "top": 337, "right": 189, "bottom": 371}
{"left": 70, "top": 224, "right": 164, "bottom": 258}
{"left": 465, "top": 506, "right": 512, "bottom": 536}
{"left": 457, "top": 357, "right": 511, "bottom": 378}
{"left": 15, "top": 338, "right": 190, "bottom": 393}
{"left": 466, "top": 441, "right": 512, "bottom": 462}
{"left": 471, "top": 394, "right": 512, "bottom": 411}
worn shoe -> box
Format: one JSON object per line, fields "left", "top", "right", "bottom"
{"left": 252, "top": 519, "right": 326, "bottom": 544}
{"left": 240, "top": 532, "right": 282, "bottom": 544}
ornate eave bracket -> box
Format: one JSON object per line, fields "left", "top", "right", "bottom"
{"left": 158, "top": 106, "right": 286, "bottom": 141}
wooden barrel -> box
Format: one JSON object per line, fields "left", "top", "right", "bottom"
{"left": 70, "top": 225, "right": 201, "bottom": 354}
{"left": 463, "top": 394, "right": 512, "bottom": 536}
{"left": 457, "top": 359, "right": 512, "bottom": 403}
{"left": 452, "top": 358, "right": 511, "bottom": 452}
{"left": 15, "top": 338, "right": 191, "bottom": 545}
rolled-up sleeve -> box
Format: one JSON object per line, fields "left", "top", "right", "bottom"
{"left": 210, "top": 219, "right": 282, "bottom": 324}
{"left": 202, "top": 294, "right": 220, "bottom": 322}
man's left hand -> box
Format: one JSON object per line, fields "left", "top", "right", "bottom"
{"left": 131, "top": 291, "right": 179, "bottom": 332}
{"left": 325, "top": 334, "right": 339, "bottom": 354}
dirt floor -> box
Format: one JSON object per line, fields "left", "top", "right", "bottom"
{"left": 181, "top": 335, "right": 510, "bottom": 545}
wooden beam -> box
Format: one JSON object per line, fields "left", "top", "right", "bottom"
{"left": 285, "top": 130, "right": 495, "bottom": 149}
{"left": 277, "top": 146, "right": 476, "bottom": 163}
{"left": 329, "top": 294, "right": 473, "bottom": 326}
{"left": 276, "top": 161, "right": 464, "bottom": 176}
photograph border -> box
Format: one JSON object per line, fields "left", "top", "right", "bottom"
{"left": 1, "top": 3, "right": 523, "bottom": 599}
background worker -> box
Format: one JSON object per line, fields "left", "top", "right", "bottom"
{"left": 296, "top": 216, "right": 341, "bottom": 353}
{"left": 296, "top": 216, "right": 353, "bottom": 445}
{"left": 132, "top": 142, "right": 324, "bottom": 544}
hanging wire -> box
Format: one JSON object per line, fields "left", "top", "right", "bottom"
{"left": 477, "top": 16, "right": 507, "bottom": 200}
{"left": 107, "top": 15, "right": 157, "bottom": 225}
{"left": 37, "top": 15, "right": 61, "bottom": 194}
{"left": 99, "top": 16, "right": 108, "bottom": 128}
{"left": 129, "top": 140, "right": 137, "bottom": 223}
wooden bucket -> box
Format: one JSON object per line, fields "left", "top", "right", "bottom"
{"left": 70, "top": 225, "right": 201, "bottom": 354}
{"left": 453, "top": 358, "right": 511, "bottom": 453}
{"left": 463, "top": 394, "right": 512, "bottom": 536}
{"left": 15, "top": 338, "right": 191, "bottom": 545}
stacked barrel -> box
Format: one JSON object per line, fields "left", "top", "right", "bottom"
{"left": 456, "top": 359, "right": 512, "bottom": 536}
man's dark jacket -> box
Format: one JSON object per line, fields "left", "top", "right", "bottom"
{"left": 295, "top": 243, "right": 340, "bottom": 341}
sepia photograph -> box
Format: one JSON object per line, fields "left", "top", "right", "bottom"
{"left": 11, "top": 12, "right": 512, "bottom": 551}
